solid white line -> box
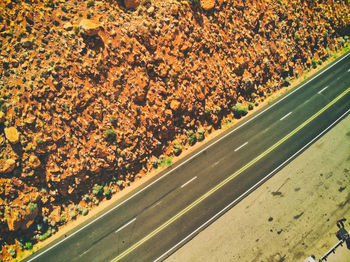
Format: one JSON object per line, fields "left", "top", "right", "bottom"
{"left": 181, "top": 177, "right": 198, "bottom": 188}
{"left": 26, "top": 52, "right": 350, "bottom": 262}
{"left": 115, "top": 218, "right": 136, "bottom": 233}
{"left": 154, "top": 108, "right": 350, "bottom": 262}
{"left": 280, "top": 112, "right": 292, "bottom": 121}
{"left": 234, "top": 142, "right": 248, "bottom": 152}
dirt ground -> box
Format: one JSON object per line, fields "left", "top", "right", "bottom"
{"left": 166, "top": 114, "right": 350, "bottom": 262}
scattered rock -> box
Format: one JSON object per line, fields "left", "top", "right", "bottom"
{"left": 79, "top": 19, "right": 102, "bottom": 36}
{"left": 64, "top": 22, "right": 73, "bottom": 31}
{"left": 4, "top": 127, "right": 20, "bottom": 144}
{"left": 200, "top": 0, "right": 215, "bottom": 10}
{"left": 0, "top": 159, "right": 16, "bottom": 173}
{"left": 124, "top": 0, "right": 141, "bottom": 9}
{"left": 29, "top": 155, "right": 41, "bottom": 169}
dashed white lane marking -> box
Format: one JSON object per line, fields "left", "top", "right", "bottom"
{"left": 212, "top": 160, "right": 221, "bottom": 167}
{"left": 234, "top": 142, "right": 248, "bottom": 152}
{"left": 181, "top": 176, "right": 198, "bottom": 188}
{"left": 115, "top": 218, "right": 136, "bottom": 233}
{"left": 318, "top": 85, "right": 329, "bottom": 94}
{"left": 280, "top": 112, "right": 292, "bottom": 121}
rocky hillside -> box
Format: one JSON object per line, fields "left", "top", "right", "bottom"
{"left": 0, "top": 0, "right": 349, "bottom": 260}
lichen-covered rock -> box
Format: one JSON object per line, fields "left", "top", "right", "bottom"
{"left": 4, "top": 127, "right": 19, "bottom": 144}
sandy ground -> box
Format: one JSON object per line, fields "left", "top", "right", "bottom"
{"left": 166, "top": 114, "right": 350, "bottom": 262}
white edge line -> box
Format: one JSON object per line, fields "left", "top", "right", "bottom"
{"left": 154, "top": 108, "right": 350, "bottom": 262}
{"left": 115, "top": 218, "right": 136, "bottom": 233}
{"left": 318, "top": 85, "right": 329, "bottom": 94}
{"left": 234, "top": 141, "right": 248, "bottom": 152}
{"left": 280, "top": 111, "right": 292, "bottom": 121}
{"left": 181, "top": 176, "right": 198, "bottom": 188}
{"left": 26, "top": 52, "right": 350, "bottom": 262}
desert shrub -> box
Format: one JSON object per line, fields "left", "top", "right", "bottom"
{"left": 197, "top": 128, "right": 205, "bottom": 141}
{"left": 24, "top": 242, "right": 33, "bottom": 250}
{"left": 38, "top": 229, "right": 52, "bottom": 241}
{"left": 248, "top": 103, "right": 254, "bottom": 110}
{"left": 69, "top": 210, "right": 77, "bottom": 220}
{"left": 28, "top": 202, "right": 37, "bottom": 213}
{"left": 282, "top": 77, "right": 291, "bottom": 87}
{"left": 173, "top": 141, "right": 182, "bottom": 156}
{"left": 104, "top": 129, "right": 116, "bottom": 142}
{"left": 92, "top": 184, "right": 103, "bottom": 196}
{"left": 116, "top": 180, "right": 124, "bottom": 187}
{"left": 82, "top": 208, "right": 89, "bottom": 216}
{"left": 103, "top": 186, "right": 111, "bottom": 199}
{"left": 188, "top": 131, "right": 197, "bottom": 146}
{"left": 312, "top": 58, "right": 317, "bottom": 68}
{"left": 231, "top": 104, "right": 248, "bottom": 119}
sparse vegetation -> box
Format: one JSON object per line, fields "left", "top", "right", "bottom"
{"left": 231, "top": 104, "right": 248, "bottom": 119}
{"left": 104, "top": 129, "right": 116, "bottom": 142}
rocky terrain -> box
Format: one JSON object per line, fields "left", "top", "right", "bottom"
{"left": 0, "top": 0, "right": 349, "bottom": 260}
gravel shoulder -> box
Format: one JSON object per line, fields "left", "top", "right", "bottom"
{"left": 166, "top": 114, "right": 350, "bottom": 262}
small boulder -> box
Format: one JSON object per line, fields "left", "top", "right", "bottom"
{"left": 64, "top": 22, "right": 73, "bottom": 31}
{"left": 4, "top": 127, "right": 20, "bottom": 144}
{"left": 29, "top": 155, "right": 41, "bottom": 169}
{"left": 79, "top": 19, "right": 102, "bottom": 36}
{"left": 21, "top": 38, "right": 34, "bottom": 49}
{"left": 170, "top": 100, "right": 181, "bottom": 111}
{"left": 124, "top": 0, "right": 141, "bottom": 9}
{"left": 0, "top": 159, "right": 16, "bottom": 173}
{"left": 200, "top": 0, "right": 215, "bottom": 10}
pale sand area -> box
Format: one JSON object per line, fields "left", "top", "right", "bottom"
{"left": 166, "top": 114, "right": 350, "bottom": 262}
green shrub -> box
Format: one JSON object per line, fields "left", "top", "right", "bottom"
{"left": 24, "top": 242, "right": 33, "bottom": 250}
{"left": 82, "top": 208, "right": 89, "bottom": 216}
{"left": 311, "top": 58, "right": 317, "bottom": 68}
{"left": 104, "top": 129, "right": 116, "bottom": 142}
{"left": 173, "top": 142, "right": 182, "bottom": 156}
{"left": 28, "top": 202, "right": 37, "bottom": 213}
{"left": 38, "top": 229, "right": 51, "bottom": 241}
{"left": 69, "top": 210, "right": 77, "bottom": 220}
{"left": 92, "top": 184, "right": 103, "bottom": 196}
{"left": 188, "top": 131, "right": 197, "bottom": 146}
{"left": 231, "top": 104, "right": 248, "bottom": 119}
{"left": 197, "top": 128, "right": 205, "bottom": 142}
{"left": 248, "top": 103, "right": 254, "bottom": 110}
{"left": 116, "top": 180, "right": 124, "bottom": 187}
{"left": 103, "top": 186, "right": 111, "bottom": 199}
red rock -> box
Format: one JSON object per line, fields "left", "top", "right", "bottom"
{"left": 201, "top": 0, "right": 215, "bottom": 10}
{"left": 79, "top": 19, "right": 103, "bottom": 36}
{"left": 29, "top": 155, "right": 41, "bottom": 169}
{"left": 124, "top": 0, "right": 141, "bottom": 9}
{"left": 0, "top": 159, "right": 16, "bottom": 173}
{"left": 4, "top": 127, "right": 19, "bottom": 144}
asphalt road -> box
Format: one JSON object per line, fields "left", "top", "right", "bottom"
{"left": 25, "top": 52, "right": 350, "bottom": 262}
